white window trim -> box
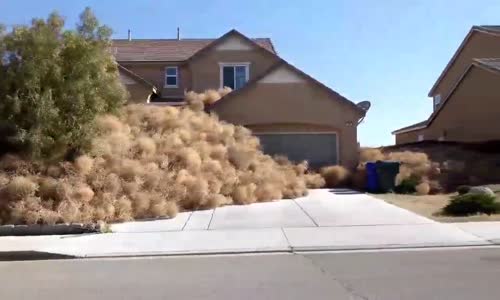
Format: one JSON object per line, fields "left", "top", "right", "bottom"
{"left": 218, "top": 62, "right": 250, "bottom": 89}
{"left": 164, "top": 66, "right": 178, "bottom": 88}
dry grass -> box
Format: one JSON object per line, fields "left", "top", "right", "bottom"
{"left": 5, "top": 176, "right": 37, "bottom": 200}
{"left": 0, "top": 89, "right": 324, "bottom": 225}
{"left": 415, "top": 182, "right": 430, "bottom": 195}
{"left": 374, "top": 192, "right": 500, "bottom": 222}
{"left": 185, "top": 87, "right": 232, "bottom": 109}
{"left": 320, "top": 165, "right": 350, "bottom": 188}
{"left": 359, "top": 148, "right": 385, "bottom": 163}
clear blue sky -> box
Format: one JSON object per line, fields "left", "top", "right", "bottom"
{"left": 2, "top": 0, "right": 500, "bottom": 146}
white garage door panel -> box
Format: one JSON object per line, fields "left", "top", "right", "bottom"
{"left": 257, "top": 133, "right": 338, "bottom": 168}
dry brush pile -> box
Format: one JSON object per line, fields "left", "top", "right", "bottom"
{"left": 320, "top": 148, "right": 441, "bottom": 195}
{"left": 0, "top": 90, "right": 325, "bottom": 225}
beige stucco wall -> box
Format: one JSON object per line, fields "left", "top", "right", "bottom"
{"left": 211, "top": 82, "right": 363, "bottom": 168}
{"left": 397, "top": 66, "right": 500, "bottom": 144}
{"left": 432, "top": 31, "right": 500, "bottom": 99}
{"left": 125, "top": 83, "right": 151, "bottom": 103}
{"left": 120, "top": 63, "right": 188, "bottom": 98}
{"left": 426, "top": 66, "right": 500, "bottom": 142}
{"left": 188, "top": 49, "right": 279, "bottom": 92}
{"left": 119, "top": 35, "right": 279, "bottom": 97}
{"left": 395, "top": 129, "right": 426, "bottom": 145}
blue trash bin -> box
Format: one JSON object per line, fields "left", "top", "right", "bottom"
{"left": 366, "top": 162, "right": 379, "bottom": 193}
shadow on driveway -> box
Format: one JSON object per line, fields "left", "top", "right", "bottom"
{"left": 329, "top": 189, "right": 364, "bottom": 195}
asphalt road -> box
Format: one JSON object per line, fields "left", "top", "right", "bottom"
{"left": 1, "top": 247, "right": 500, "bottom": 299}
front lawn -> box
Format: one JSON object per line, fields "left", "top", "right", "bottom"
{"left": 373, "top": 186, "right": 500, "bottom": 223}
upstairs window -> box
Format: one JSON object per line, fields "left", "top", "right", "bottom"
{"left": 165, "top": 66, "right": 178, "bottom": 88}
{"left": 220, "top": 63, "right": 250, "bottom": 90}
{"left": 433, "top": 94, "right": 441, "bottom": 110}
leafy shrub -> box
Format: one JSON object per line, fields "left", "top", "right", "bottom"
{"left": 0, "top": 8, "right": 126, "bottom": 160}
{"left": 394, "top": 176, "right": 419, "bottom": 194}
{"left": 457, "top": 185, "right": 471, "bottom": 195}
{"left": 320, "top": 165, "right": 350, "bottom": 188}
{"left": 443, "top": 193, "right": 500, "bottom": 216}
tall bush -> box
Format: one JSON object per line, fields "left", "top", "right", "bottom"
{"left": 0, "top": 8, "right": 126, "bottom": 160}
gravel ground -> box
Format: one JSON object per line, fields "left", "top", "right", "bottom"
{"left": 373, "top": 188, "right": 500, "bottom": 223}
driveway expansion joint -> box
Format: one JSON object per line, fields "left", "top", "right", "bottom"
{"left": 292, "top": 199, "right": 319, "bottom": 227}
{"left": 207, "top": 208, "right": 216, "bottom": 230}
{"left": 181, "top": 212, "right": 194, "bottom": 231}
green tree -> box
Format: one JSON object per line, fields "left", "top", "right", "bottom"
{"left": 0, "top": 8, "right": 126, "bottom": 160}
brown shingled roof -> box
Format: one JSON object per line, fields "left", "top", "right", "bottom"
{"left": 112, "top": 37, "right": 276, "bottom": 62}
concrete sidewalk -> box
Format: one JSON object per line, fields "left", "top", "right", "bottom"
{"left": 452, "top": 221, "right": 500, "bottom": 243}
{"left": 0, "top": 189, "right": 495, "bottom": 257}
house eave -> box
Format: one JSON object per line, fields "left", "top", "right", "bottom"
{"left": 428, "top": 26, "right": 500, "bottom": 97}
{"left": 392, "top": 125, "right": 427, "bottom": 135}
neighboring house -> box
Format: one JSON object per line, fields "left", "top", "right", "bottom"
{"left": 393, "top": 25, "right": 500, "bottom": 144}
{"left": 112, "top": 29, "right": 367, "bottom": 168}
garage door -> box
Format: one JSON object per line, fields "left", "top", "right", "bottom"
{"left": 256, "top": 133, "right": 338, "bottom": 168}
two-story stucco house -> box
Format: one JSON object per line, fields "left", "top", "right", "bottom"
{"left": 113, "top": 29, "right": 367, "bottom": 168}
{"left": 393, "top": 26, "right": 500, "bottom": 145}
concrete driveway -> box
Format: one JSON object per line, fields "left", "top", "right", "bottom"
{"left": 0, "top": 189, "right": 494, "bottom": 257}
{"left": 112, "top": 189, "right": 433, "bottom": 233}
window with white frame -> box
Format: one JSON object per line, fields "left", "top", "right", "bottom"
{"left": 433, "top": 94, "right": 441, "bottom": 109}
{"left": 418, "top": 134, "right": 424, "bottom": 141}
{"left": 219, "top": 63, "right": 250, "bottom": 90}
{"left": 165, "top": 66, "right": 178, "bottom": 88}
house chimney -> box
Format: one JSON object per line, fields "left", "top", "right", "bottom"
{"left": 128, "top": 29, "right": 131, "bottom": 41}
{"left": 177, "top": 27, "right": 180, "bottom": 40}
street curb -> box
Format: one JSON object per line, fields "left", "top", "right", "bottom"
{"left": 0, "top": 251, "right": 76, "bottom": 261}
{"left": 0, "top": 223, "right": 101, "bottom": 236}
{"left": 52, "top": 243, "right": 500, "bottom": 260}
{"left": 2, "top": 244, "right": 498, "bottom": 261}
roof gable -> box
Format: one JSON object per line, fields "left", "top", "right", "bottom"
{"left": 209, "top": 59, "right": 365, "bottom": 116}
{"left": 428, "top": 26, "right": 500, "bottom": 96}
{"left": 214, "top": 35, "right": 254, "bottom": 51}
{"left": 394, "top": 61, "right": 500, "bottom": 135}
{"left": 428, "top": 62, "right": 500, "bottom": 124}
{"left": 474, "top": 57, "right": 500, "bottom": 73}
{"left": 257, "top": 65, "right": 306, "bottom": 83}
{"left": 112, "top": 30, "right": 276, "bottom": 62}
{"left": 185, "top": 29, "right": 277, "bottom": 63}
